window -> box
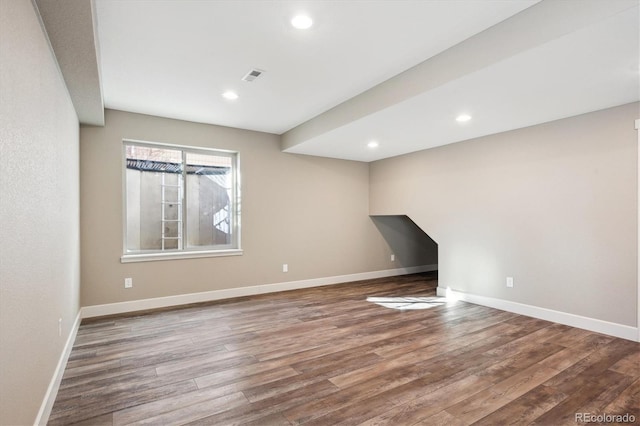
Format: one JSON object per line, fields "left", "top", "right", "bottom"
{"left": 122, "top": 140, "right": 241, "bottom": 262}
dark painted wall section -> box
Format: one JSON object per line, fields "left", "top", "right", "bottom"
{"left": 371, "top": 215, "right": 438, "bottom": 268}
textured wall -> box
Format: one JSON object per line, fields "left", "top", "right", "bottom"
{"left": 370, "top": 103, "right": 638, "bottom": 327}
{"left": 79, "top": 109, "right": 414, "bottom": 306}
{"left": 0, "top": 1, "right": 80, "bottom": 424}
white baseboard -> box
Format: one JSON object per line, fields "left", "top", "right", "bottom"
{"left": 34, "top": 310, "right": 82, "bottom": 426}
{"left": 437, "top": 286, "right": 639, "bottom": 342}
{"left": 82, "top": 264, "right": 438, "bottom": 319}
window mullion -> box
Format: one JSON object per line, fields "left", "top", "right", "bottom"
{"left": 181, "top": 150, "right": 187, "bottom": 250}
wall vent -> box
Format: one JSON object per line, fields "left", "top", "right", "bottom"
{"left": 242, "top": 68, "right": 265, "bottom": 82}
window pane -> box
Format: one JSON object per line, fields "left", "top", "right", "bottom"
{"left": 125, "top": 145, "right": 183, "bottom": 252}
{"left": 185, "top": 152, "right": 235, "bottom": 249}
{"left": 124, "top": 142, "right": 239, "bottom": 257}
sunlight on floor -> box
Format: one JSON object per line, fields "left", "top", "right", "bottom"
{"left": 366, "top": 296, "right": 449, "bottom": 310}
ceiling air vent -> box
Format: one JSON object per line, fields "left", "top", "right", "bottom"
{"left": 242, "top": 68, "right": 265, "bottom": 82}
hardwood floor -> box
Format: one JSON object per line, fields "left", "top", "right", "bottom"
{"left": 49, "top": 272, "right": 639, "bottom": 425}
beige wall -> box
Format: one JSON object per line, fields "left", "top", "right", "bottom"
{"left": 79, "top": 109, "right": 409, "bottom": 306}
{"left": 371, "top": 102, "right": 638, "bottom": 326}
{"left": 0, "top": 1, "right": 80, "bottom": 425}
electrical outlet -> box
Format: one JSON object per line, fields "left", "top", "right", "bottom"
{"left": 58, "top": 318, "right": 62, "bottom": 337}
{"left": 282, "top": 264, "right": 288, "bottom": 273}
{"left": 390, "top": 254, "right": 395, "bottom": 261}
{"left": 124, "top": 277, "right": 133, "bottom": 288}
{"left": 506, "top": 277, "right": 514, "bottom": 288}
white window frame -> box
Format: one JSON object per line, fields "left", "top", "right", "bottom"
{"left": 120, "top": 139, "right": 242, "bottom": 263}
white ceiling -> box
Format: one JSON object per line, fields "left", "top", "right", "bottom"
{"left": 43, "top": 0, "right": 639, "bottom": 162}
{"left": 95, "top": 0, "right": 538, "bottom": 135}
{"left": 287, "top": 3, "right": 640, "bottom": 161}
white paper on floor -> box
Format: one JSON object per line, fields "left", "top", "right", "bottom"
{"left": 366, "top": 296, "right": 447, "bottom": 310}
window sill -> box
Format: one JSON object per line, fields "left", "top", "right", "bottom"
{"left": 121, "top": 249, "right": 243, "bottom": 263}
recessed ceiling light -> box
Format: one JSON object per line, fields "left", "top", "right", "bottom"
{"left": 222, "top": 91, "right": 238, "bottom": 100}
{"left": 367, "top": 141, "right": 379, "bottom": 149}
{"left": 291, "top": 14, "right": 313, "bottom": 29}
{"left": 456, "top": 114, "right": 472, "bottom": 122}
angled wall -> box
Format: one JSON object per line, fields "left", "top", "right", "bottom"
{"left": 370, "top": 102, "right": 638, "bottom": 328}
{"left": 370, "top": 215, "right": 438, "bottom": 268}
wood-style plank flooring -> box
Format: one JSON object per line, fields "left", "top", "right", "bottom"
{"left": 49, "top": 272, "right": 640, "bottom": 425}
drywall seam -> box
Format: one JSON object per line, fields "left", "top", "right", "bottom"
{"left": 436, "top": 286, "right": 638, "bottom": 342}
{"left": 33, "top": 310, "right": 82, "bottom": 426}
{"left": 82, "top": 265, "right": 438, "bottom": 318}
